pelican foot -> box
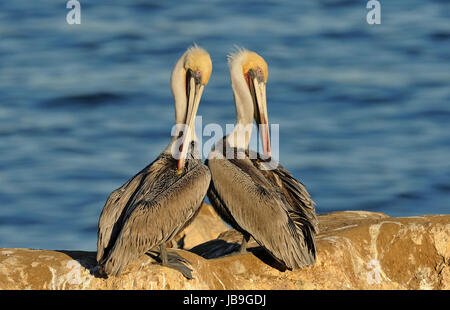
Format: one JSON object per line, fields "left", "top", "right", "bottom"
{"left": 146, "top": 249, "right": 193, "bottom": 279}
{"left": 162, "top": 250, "right": 193, "bottom": 280}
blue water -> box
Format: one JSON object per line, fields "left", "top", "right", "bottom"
{"left": 0, "top": 0, "right": 449, "bottom": 251}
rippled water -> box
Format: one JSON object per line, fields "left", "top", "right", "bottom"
{"left": 0, "top": 0, "right": 449, "bottom": 250}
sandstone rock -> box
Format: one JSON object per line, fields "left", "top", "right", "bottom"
{"left": 0, "top": 208, "right": 449, "bottom": 290}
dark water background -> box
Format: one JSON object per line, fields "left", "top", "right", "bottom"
{"left": 0, "top": 0, "right": 449, "bottom": 250}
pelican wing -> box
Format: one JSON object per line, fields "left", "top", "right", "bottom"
{"left": 96, "top": 164, "right": 150, "bottom": 263}
{"left": 207, "top": 156, "right": 315, "bottom": 268}
{"left": 267, "top": 165, "right": 318, "bottom": 228}
{"left": 251, "top": 154, "right": 319, "bottom": 232}
{"left": 255, "top": 159, "right": 318, "bottom": 259}
{"left": 101, "top": 161, "right": 211, "bottom": 276}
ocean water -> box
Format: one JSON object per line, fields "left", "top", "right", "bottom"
{"left": 0, "top": 0, "right": 449, "bottom": 251}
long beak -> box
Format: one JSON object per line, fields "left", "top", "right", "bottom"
{"left": 249, "top": 76, "right": 271, "bottom": 157}
{"left": 177, "top": 71, "right": 204, "bottom": 173}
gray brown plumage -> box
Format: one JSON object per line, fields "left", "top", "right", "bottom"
{"left": 97, "top": 144, "right": 210, "bottom": 276}
{"left": 206, "top": 48, "right": 318, "bottom": 269}
{"left": 96, "top": 46, "right": 212, "bottom": 277}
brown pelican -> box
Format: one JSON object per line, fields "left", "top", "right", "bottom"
{"left": 206, "top": 48, "right": 318, "bottom": 269}
{"left": 96, "top": 46, "right": 212, "bottom": 278}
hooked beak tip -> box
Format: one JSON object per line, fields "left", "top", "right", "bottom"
{"left": 177, "top": 156, "right": 185, "bottom": 174}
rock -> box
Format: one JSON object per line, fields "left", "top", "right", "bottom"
{"left": 0, "top": 208, "right": 449, "bottom": 290}
{"left": 170, "top": 203, "right": 229, "bottom": 249}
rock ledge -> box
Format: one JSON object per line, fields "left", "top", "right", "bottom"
{"left": 1, "top": 205, "right": 449, "bottom": 289}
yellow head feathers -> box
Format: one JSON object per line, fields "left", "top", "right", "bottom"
{"left": 242, "top": 51, "right": 268, "bottom": 83}
{"left": 184, "top": 45, "right": 213, "bottom": 85}
{"left": 228, "top": 48, "right": 268, "bottom": 83}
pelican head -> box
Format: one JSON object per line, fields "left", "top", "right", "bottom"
{"left": 171, "top": 45, "right": 212, "bottom": 173}
{"left": 228, "top": 48, "right": 270, "bottom": 156}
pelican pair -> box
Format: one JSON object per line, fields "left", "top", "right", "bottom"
{"left": 97, "top": 45, "right": 318, "bottom": 279}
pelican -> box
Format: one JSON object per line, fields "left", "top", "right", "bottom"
{"left": 206, "top": 48, "right": 318, "bottom": 269}
{"left": 96, "top": 46, "right": 212, "bottom": 278}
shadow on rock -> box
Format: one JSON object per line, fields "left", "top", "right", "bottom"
{"left": 55, "top": 250, "right": 105, "bottom": 278}
{"left": 189, "top": 238, "right": 288, "bottom": 272}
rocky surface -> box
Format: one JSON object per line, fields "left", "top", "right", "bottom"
{"left": 0, "top": 204, "right": 449, "bottom": 290}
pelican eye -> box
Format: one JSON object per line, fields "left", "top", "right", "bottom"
{"left": 189, "top": 69, "right": 202, "bottom": 84}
